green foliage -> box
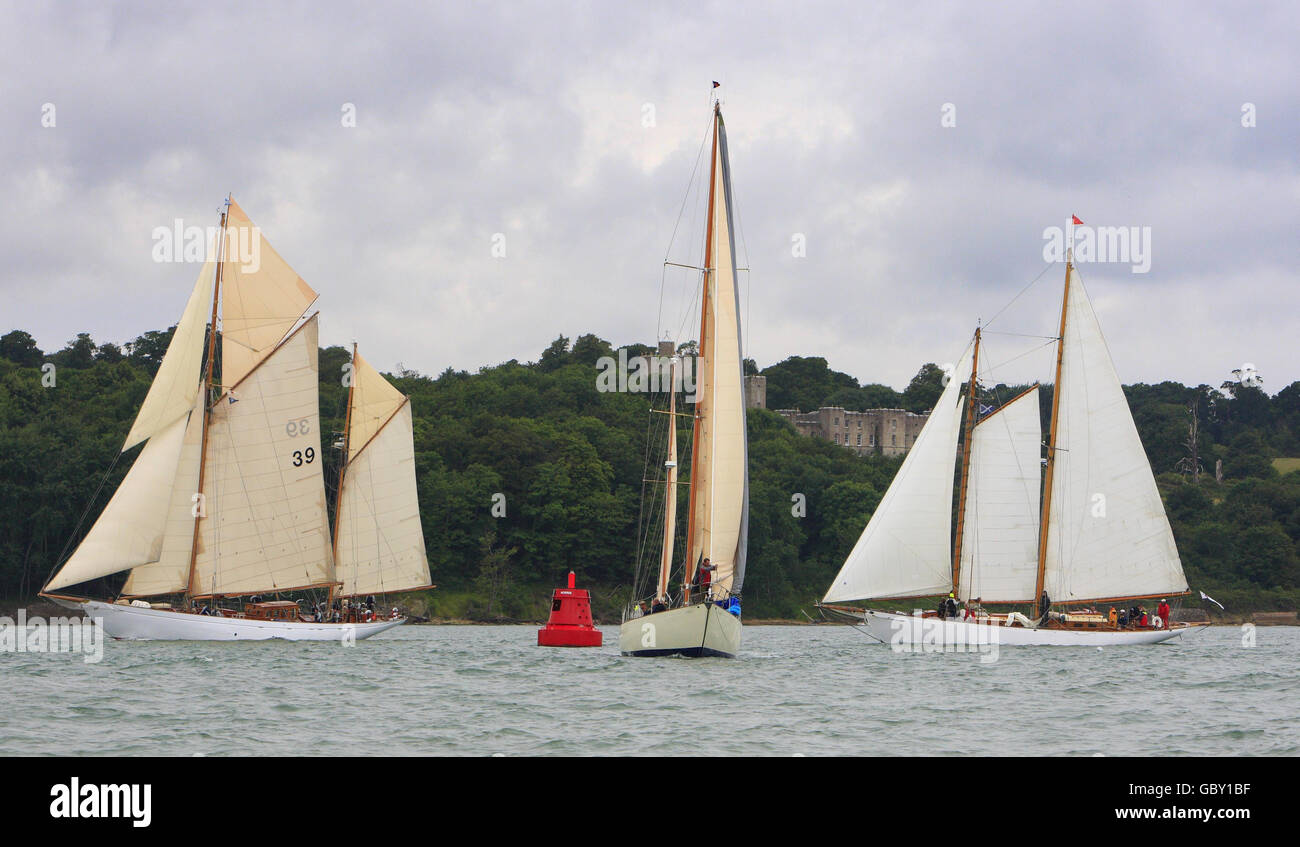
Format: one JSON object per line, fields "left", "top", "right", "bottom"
{"left": 2, "top": 325, "right": 1298, "bottom": 618}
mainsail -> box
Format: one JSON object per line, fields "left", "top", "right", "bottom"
{"left": 958, "top": 386, "right": 1041, "bottom": 603}
{"left": 189, "top": 316, "right": 333, "bottom": 597}
{"left": 1040, "top": 267, "right": 1187, "bottom": 602}
{"left": 333, "top": 351, "right": 431, "bottom": 596}
{"left": 686, "top": 105, "right": 749, "bottom": 597}
{"left": 822, "top": 348, "right": 971, "bottom": 603}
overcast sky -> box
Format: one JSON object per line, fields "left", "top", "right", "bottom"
{"left": 3, "top": 1, "right": 1296, "bottom": 393}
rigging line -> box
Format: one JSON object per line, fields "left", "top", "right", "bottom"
{"left": 983, "top": 338, "right": 1058, "bottom": 375}
{"left": 983, "top": 260, "right": 1057, "bottom": 330}
{"left": 657, "top": 113, "right": 715, "bottom": 343}
{"left": 45, "top": 450, "right": 125, "bottom": 585}
{"left": 982, "top": 331, "right": 1059, "bottom": 340}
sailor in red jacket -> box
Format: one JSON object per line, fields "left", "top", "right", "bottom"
{"left": 1157, "top": 599, "right": 1171, "bottom": 629}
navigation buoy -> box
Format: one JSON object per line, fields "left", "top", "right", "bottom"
{"left": 537, "top": 572, "right": 603, "bottom": 647}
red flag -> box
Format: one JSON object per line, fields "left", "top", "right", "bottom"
{"left": 1071, "top": 215, "right": 1084, "bottom": 225}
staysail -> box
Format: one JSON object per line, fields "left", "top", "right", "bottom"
{"left": 823, "top": 348, "right": 971, "bottom": 603}
{"left": 686, "top": 106, "right": 749, "bottom": 597}
{"left": 333, "top": 352, "right": 431, "bottom": 596}
{"left": 958, "top": 386, "right": 1041, "bottom": 603}
{"left": 121, "top": 390, "right": 206, "bottom": 597}
{"left": 1041, "top": 268, "right": 1187, "bottom": 602}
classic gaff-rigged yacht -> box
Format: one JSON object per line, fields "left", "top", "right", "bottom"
{"left": 821, "top": 253, "right": 1204, "bottom": 646}
{"left": 619, "top": 101, "right": 749, "bottom": 658}
{"left": 41, "top": 198, "right": 432, "bottom": 641}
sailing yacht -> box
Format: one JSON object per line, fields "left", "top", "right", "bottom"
{"left": 619, "top": 101, "right": 748, "bottom": 658}
{"left": 41, "top": 198, "right": 432, "bottom": 640}
{"left": 822, "top": 255, "right": 1204, "bottom": 646}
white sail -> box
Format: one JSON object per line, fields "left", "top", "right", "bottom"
{"left": 1042, "top": 270, "right": 1187, "bottom": 601}
{"left": 687, "top": 110, "right": 749, "bottom": 596}
{"left": 122, "top": 257, "right": 214, "bottom": 450}
{"left": 219, "top": 199, "right": 319, "bottom": 388}
{"left": 45, "top": 410, "right": 190, "bottom": 592}
{"left": 823, "top": 349, "right": 970, "bottom": 603}
{"left": 191, "top": 315, "right": 334, "bottom": 596}
{"left": 334, "top": 354, "right": 430, "bottom": 596}
{"left": 121, "top": 390, "right": 206, "bottom": 597}
{"left": 959, "top": 386, "right": 1041, "bottom": 603}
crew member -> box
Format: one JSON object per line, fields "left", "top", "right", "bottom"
{"left": 1157, "top": 598, "right": 1171, "bottom": 630}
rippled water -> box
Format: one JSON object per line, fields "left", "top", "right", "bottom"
{"left": 3, "top": 624, "right": 1295, "bottom": 756}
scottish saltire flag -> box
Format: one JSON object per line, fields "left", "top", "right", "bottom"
{"left": 1199, "top": 590, "right": 1225, "bottom": 610}
{"left": 978, "top": 403, "right": 994, "bottom": 416}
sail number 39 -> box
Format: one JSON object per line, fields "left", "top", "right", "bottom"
{"left": 291, "top": 448, "right": 315, "bottom": 466}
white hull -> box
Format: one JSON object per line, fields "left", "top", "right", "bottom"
{"left": 64, "top": 599, "right": 406, "bottom": 642}
{"left": 620, "top": 603, "right": 742, "bottom": 658}
{"left": 863, "top": 609, "right": 1199, "bottom": 647}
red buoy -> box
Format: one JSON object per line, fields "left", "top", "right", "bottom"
{"left": 537, "top": 571, "right": 603, "bottom": 647}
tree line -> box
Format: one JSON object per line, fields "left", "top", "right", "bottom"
{"left": 1, "top": 327, "right": 1296, "bottom": 619}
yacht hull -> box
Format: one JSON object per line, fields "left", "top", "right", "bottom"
{"left": 862, "top": 609, "right": 1199, "bottom": 647}
{"left": 60, "top": 599, "right": 406, "bottom": 642}
{"left": 620, "top": 603, "right": 742, "bottom": 658}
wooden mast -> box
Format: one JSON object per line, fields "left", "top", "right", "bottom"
{"left": 329, "top": 341, "right": 358, "bottom": 605}
{"left": 1034, "top": 255, "right": 1073, "bottom": 605}
{"left": 682, "top": 102, "right": 720, "bottom": 605}
{"left": 950, "top": 327, "right": 980, "bottom": 596}
{"left": 184, "top": 198, "right": 228, "bottom": 604}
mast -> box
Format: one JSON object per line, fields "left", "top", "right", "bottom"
{"left": 1034, "top": 254, "right": 1072, "bottom": 604}
{"left": 682, "top": 103, "right": 720, "bottom": 604}
{"left": 951, "top": 327, "right": 980, "bottom": 595}
{"left": 330, "top": 341, "right": 359, "bottom": 603}
{"left": 657, "top": 359, "right": 678, "bottom": 600}
{"left": 184, "top": 199, "right": 228, "bottom": 604}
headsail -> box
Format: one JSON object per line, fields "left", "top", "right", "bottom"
{"left": 686, "top": 106, "right": 749, "bottom": 597}
{"left": 122, "top": 257, "right": 215, "bottom": 451}
{"left": 1041, "top": 268, "right": 1187, "bottom": 601}
{"left": 958, "top": 386, "right": 1041, "bottom": 603}
{"left": 823, "top": 348, "right": 971, "bottom": 603}
{"left": 333, "top": 352, "right": 431, "bottom": 596}
{"left": 45, "top": 409, "right": 190, "bottom": 592}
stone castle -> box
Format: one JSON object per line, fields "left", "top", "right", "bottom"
{"left": 743, "top": 373, "right": 928, "bottom": 457}
{"left": 636, "top": 343, "right": 927, "bottom": 458}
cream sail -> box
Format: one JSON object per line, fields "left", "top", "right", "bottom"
{"left": 43, "top": 197, "right": 426, "bottom": 642}
{"left": 620, "top": 98, "right": 747, "bottom": 658}
{"left": 333, "top": 350, "right": 432, "bottom": 597}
